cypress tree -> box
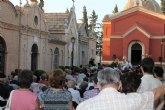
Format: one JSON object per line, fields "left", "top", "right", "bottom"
{"left": 161, "top": 0, "right": 165, "bottom": 14}
{"left": 82, "top": 6, "right": 88, "bottom": 31}
{"left": 89, "top": 10, "right": 98, "bottom": 32}
{"left": 112, "top": 4, "right": 118, "bottom": 13}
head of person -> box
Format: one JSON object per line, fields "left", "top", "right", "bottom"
{"left": 120, "top": 72, "right": 141, "bottom": 94}
{"left": 97, "top": 67, "right": 120, "bottom": 90}
{"left": 123, "top": 56, "right": 127, "bottom": 61}
{"left": 67, "top": 80, "right": 76, "bottom": 88}
{"left": 91, "top": 74, "right": 98, "bottom": 85}
{"left": 154, "top": 66, "right": 164, "bottom": 78}
{"left": 33, "top": 75, "right": 37, "bottom": 82}
{"left": 18, "top": 69, "right": 33, "bottom": 88}
{"left": 49, "top": 69, "right": 66, "bottom": 89}
{"left": 79, "top": 81, "right": 88, "bottom": 90}
{"left": 141, "top": 57, "right": 154, "bottom": 74}
{"left": 40, "top": 73, "right": 48, "bottom": 81}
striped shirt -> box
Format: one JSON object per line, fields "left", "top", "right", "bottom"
{"left": 43, "top": 89, "right": 72, "bottom": 110}
{"left": 83, "top": 88, "right": 100, "bottom": 100}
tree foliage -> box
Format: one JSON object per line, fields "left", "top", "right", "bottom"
{"left": 65, "top": 8, "right": 69, "bottom": 13}
{"left": 112, "top": 4, "right": 118, "bottom": 13}
{"left": 38, "top": 0, "right": 44, "bottom": 11}
{"left": 161, "top": 0, "right": 165, "bottom": 14}
{"left": 82, "top": 6, "right": 88, "bottom": 31}
{"left": 89, "top": 10, "right": 98, "bottom": 32}
{"left": 96, "top": 32, "right": 102, "bottom": 56}
{"left": 81, "top": 6, "right": 102, "bottom": 57}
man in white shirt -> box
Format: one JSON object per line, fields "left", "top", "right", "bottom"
{"left": 137, "top": 57, "right": 162, "bottom": 109}
{"left": 138, "top": 57, "right": 162, "bottom": 92}
{"left": 77, "top": 67, "right": 165, "bottom": 110}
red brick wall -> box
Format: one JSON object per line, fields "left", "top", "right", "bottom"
{"left": 102, "top": 22, "right": 111, "bottom": 61}
{"left": 102, "top": 10, "right": 165, "bottom": 63}
{"left": 111, "top": 11, "right": 165, "bottom": 36}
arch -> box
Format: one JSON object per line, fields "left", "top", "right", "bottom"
{"left": 54, "top": 47, "right": 59, "bottom": 69}
{"left": 128, "top": 41, "right": 144, "bottom": 65}
{"left": 0, "top": 36, "right": 6, "bottom": 77}
{"left": 31, "top": 44, "right": 38, "bottom": 71}
{"left": 131, "top": 43, "right": 142, "bottom": 65}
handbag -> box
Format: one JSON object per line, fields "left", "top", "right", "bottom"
{"left": 4, "top": 90, "right": 14, "bottom": 110}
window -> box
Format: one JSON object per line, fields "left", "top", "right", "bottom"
{"left": 34, "top": 16, "right": 38, "bottom": 25}
{"left": 54, "top": 47, "right": 59, "bottom": 69}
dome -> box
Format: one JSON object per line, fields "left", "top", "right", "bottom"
{"left": 124, "top": 0, "right": 162, "bottom": 13}
{"left": 124, "top": 0, "right": 136, "bottom": 10}
{"left": 143, "top": 0, "right": 162, "bottom": 13}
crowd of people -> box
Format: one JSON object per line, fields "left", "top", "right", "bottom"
{"left": 0, "top": 57, "right": 165, "bottom": 110}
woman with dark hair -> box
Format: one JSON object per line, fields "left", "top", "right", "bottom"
{"left": 42, "top": 69, "right": 73, "bottom": 110}
{"left": 0, "top": 77, "right": 11, "bottom": 109}
{"left": 10, "top": 69, "right": 40, "bottom": 110}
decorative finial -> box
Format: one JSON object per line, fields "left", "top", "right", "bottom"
{"left": 30, "top": 0, "right": 37, "bottom": 2}
{"left": 72, "top": 0, "right": 75, "bottom": 5}
{"left": 26, "top": 0, "right": 29, "bottom": 4}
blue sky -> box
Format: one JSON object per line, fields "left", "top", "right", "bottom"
{"left": 11, "top": 0, "right": 160, "bottom": 23}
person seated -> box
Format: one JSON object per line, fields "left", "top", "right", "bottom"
{"left": 67, "top": 80, "right": 81, "bottom": 109}
{"left": 77, "top": 69, "right": 87, "bottom": 86}
{"left": 154, "top": 66, "right": 165, "bottom": 83}
{"left": 38, "top": 73, "right": 49, "bottom": 86}
{"left": 10, "top": 70, "right": 40, "bottom": 110}
{"left": 78, "top": 81, "right": 88, "bottom": 98}
{"left": 42, "top": 69, "right": 73, "bottom": 110}
{"left": 120, "top": 72, "right": 141, "bottom": 94}
{"left": 154, "top": 66, "right": 165, "bottom": 110}
{"left": 77, "top": 67, "right": 165, "bottom": 110}
{"left": 0, "top": 77, "right": 11, "bottom": 109}
{"left": 83, "top": 74, "right": 100, "bottom": 100}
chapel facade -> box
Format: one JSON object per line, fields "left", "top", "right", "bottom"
{"left": 102, "top": 0, "right": 165, "bottom": 65}
{"left": 0, "top": 0, "right": 97, "bottom": 77}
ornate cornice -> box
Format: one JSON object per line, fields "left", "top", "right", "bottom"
{"left": 48, "top": 38, "right": 66, "bottom": 45}
{"left": 109, "top": 6, "right": 165, "bottom": 20}
{"left": 0, "top": 21, "right": 18, "bottom": 31}
{"left": 21, "top": 25, "right": 49, "bottom": 35}
{"left": 0, "top": 21, "right": 48, "bottom": 36}
{"left": 122, "top": 25, "right": 150, "bottom": 38}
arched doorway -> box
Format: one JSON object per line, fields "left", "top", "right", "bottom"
{"left": 131, "top": 43, "right": 142, "bottom": 65}
{"left": 54, "top": 47, "right": 59, "bottom": 69}
{"left": 31, "top": 44, "right": 38, "bottom": 71}
{"left": 0, "top": 37, "right": 6, "bottom": 77}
